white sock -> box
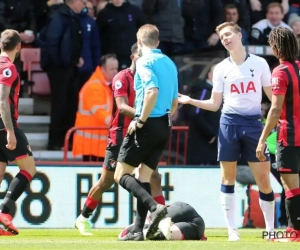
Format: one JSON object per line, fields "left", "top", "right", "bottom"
{"left": 220, "top": 191, "right": 236, "bottom": 233}
{"left": 259, "top": 198, "right": 275, "bottom": 232}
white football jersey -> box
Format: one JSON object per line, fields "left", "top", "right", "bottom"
{"left": 212, "top": 54, "right": 271, "bottom": 116}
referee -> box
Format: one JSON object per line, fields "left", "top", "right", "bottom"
{"left": 114, "top": 24, "right": 178, "bottom": 241}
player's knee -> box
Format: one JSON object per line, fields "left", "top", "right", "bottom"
{"left": 256, "top": 173, "right": 271, "bottom": 191}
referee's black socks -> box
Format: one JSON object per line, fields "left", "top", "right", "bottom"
{"left": 0, "top": 170, "right": 32, "bottom": 214}
{"left": 133, "top": 182, "right": 151, "bottom": 233}
{"left": 285, "top": 188, "right": 300, "bottom": 230}
{"left": 120, "top": 174, "right": 157, "bottom": 213}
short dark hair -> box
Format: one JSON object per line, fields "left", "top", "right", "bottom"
{"left": 268, "top": 27, "right": 299, "bottom": 61}
{"left": 0, "top": 29, "right": 21, "bottom": 52}
{"left": 131, "top": 43, "right": 138, "bottom": 54}
{"left": 99, "top": 54, "right": 118, "bottom": 67}
{"left": 224, "top": 3, "right": 238, "bottom": 10}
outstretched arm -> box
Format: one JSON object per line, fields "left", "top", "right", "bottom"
{"left": 178, "top": 92, "right": 223, "bottom": 112}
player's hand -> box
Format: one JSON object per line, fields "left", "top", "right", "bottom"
{"left": 256, "top": 140, "right": 266, "bottom": 162}
{"left": 178, "top": 93, "right": 191, "bottom": 104}
{"left": 249, "top": 0, "right": 262, "bottom": 11}
{"left": 6, "top": 130, "right": 17, "bottom": 151}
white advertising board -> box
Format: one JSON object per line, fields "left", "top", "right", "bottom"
{"left": 1, "top": 165, "right": 282, "bottom": 228}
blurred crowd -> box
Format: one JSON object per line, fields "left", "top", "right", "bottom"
{"left": 1, "top": 0, "right": 299, "bottom": 164}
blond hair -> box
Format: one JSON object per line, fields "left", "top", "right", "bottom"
{"left": 215, "top": 22, "right": 241, "bottom": 36}
{"left": 137, "top": 24, "right": 159, "bottom": 47}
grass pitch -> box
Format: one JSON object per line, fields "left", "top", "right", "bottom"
{"left": 0, "top": 228, "right": 299, "bottom": 250}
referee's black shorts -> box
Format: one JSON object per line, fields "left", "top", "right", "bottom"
{"left": 276, "top": 142, "right": 300, "bottom": 174}
{"left": 0, "top": 127, "right": 33, "bottom": 164}
{"left": 117, "top": 114, "right": 171, "bottom": 170}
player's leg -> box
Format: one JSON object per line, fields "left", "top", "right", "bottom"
{"left": 150, "top": 170, "right": 165, "bottom": 205}
{"left": 75, "top": 145, "right": 118, "bottom": 236}
{"left": 131, "top": 163, "right": 154, "bottom": 234}
{"left": 0, "top": 161, "right": 6, "bottom": 186}
{"left": 0, "top": 153, "right": 13, "bottom": 236}
{"left": 276, "top": 143, "right": 300, "bottom": 241}
{"left": 242, "top": 126, "right": 275, "bottom": 234}
{"left": 218, "top": 124, "right": 240, "bottom": 241}
{"left": 0, "top": 128, "right": 36, "bottom": 235}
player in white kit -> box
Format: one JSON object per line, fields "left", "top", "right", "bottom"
{"left": 178, "top": 22, "right": 275, "bottom": 241}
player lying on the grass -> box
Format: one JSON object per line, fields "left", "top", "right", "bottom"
{"left": 75, "top": 43, "right": 165, "bottom": 236}
{"left": 119, "top": 201, "right": 207, "bottom": 241}
{"left": 119, "top": 170, "right": 207, "bottom": 241}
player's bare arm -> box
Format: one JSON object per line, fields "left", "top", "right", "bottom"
{"left": 0, "top": 84, "right": 14, "bottom": 131}
{"left": 178, "top": 92, "right": 223, "bottom": 112}
{"left": 171, "top": 98, "right": 178, "bottom": 116}
{"left": 116, "top": 96, "right": 135, "bottom": 118}
{"left": 0, "top": 83, "right": 16, "bottom": 150}
{"left": 256, "top": 94, "right": 285, "bottom": 161}
{"left": 263, "top": 86, "right": 272, "bottom": 101}
{"left": 139, "top": 87, "right": 158, "bottom": 122}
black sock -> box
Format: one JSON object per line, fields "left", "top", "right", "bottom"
{"left": 0, "top": 171, "right": 32, "bottom": 214}
{"left": 132, "top": 182, "right": 151, "bottom": 233}
{"left": 119, "top": 174, "right": 157, "bottom": 212}
{"left": 285, "top": 200, "right": 293, "bottom": 228}
{"left": 285, "top": 188, "right": 300, "bottom": 230}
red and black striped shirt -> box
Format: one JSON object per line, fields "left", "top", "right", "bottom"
{"left": 0, "top": 56, "right": 20, "bottom": 129}
{"left": 271, "top": 60, "right": 300, "bottom": 146}
{"left": 108, "top": 68, "right": 135, "bottom": 145}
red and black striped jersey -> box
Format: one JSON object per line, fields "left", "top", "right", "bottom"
{"left": 0, "top": 56, "right": 20, "bottom": 129}
{"left": 107, "top": 68, "right": 135, "bottom": 145}
{"left": 271, "top": 60, "right": 300, "bottom": 146}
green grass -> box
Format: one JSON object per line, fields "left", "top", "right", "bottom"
{"left": 0, "top": 229, "right": 299, "bottom": 250}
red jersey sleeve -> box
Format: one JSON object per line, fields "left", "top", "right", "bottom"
{"left": 112, "top": 72, "right": 129, "bottom": 98}
{"left": 271, "top": 68, "right": 288, "bottom": 95}
{"left": 0, "top": 64, "right": 17, "bottom": 87}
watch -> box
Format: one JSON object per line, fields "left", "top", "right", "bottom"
{"left": 137, "top": 118, "right": 146, "bottom": 124}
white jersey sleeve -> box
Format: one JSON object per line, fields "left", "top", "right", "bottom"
{"left": 260, "top": 58, "right": 271, "bottom": 87}
{"left": 212, "top": 63, "right": 224, "bottom": 93}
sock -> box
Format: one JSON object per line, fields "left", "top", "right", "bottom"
{"left": 119, "top": 174, "right": 157, "bottom": 212}
{"left": 259, "top": 191, "right": 275, "bottom": 231}
{"left": 285, "top": 200, "right": 293, "bottom": 229}
{"left": 81, "top": 196, "right": 99, "bottom": 218}
{"left": 0, "top": 170, "right": 32, "bottom": 214}
{"left": 220, "top": 184, "right": 236, "bottom": 232}
{"left": 285, "top": 188, "right": 300, "bottom": 230}
{"left": 153, "top": 195, "right": 165, "bottom": 205}
{"left": 132, "top": 182, "right": 151, "bottom": 233}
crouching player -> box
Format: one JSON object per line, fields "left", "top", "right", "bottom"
{"left": 119, "top": 172, "right": 206, "bottom": 241}
{"left": 119, "top": 201, "right": 206, "bottom": 241}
